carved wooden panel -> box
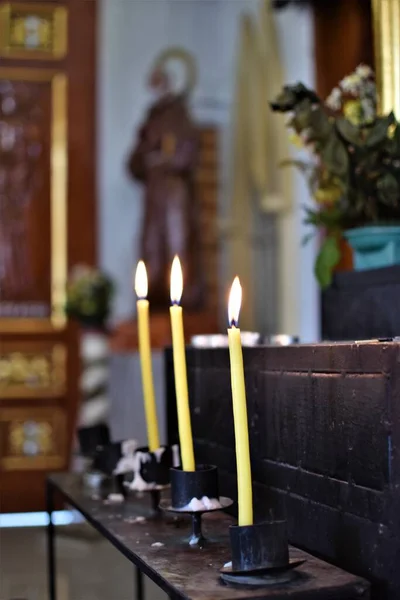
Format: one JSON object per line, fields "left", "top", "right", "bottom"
{"left": 0, "top": 407, "right": 66, "bottom": 470}
{"left": 0, "top": 75, "right": 50, "bottom": 312}
{"left": 0, "top": 68, "right": 67, "bottom": 325}
{"left": 0, "top": 0, "right": 94, "bottom": 513}
{"left": 0, "top": 341, "right": 66, "bottom": 398}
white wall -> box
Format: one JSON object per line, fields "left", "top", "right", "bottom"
{"left": 274, "top": 5, "right": 320, "bottom": 342}
{"left": 98, "top": 0, "right": 169, "bottom": 320}
{"left": 98, "top": 0, "right": 319, "bottom": 341}
{"left": 98, "top": 0, "right": 222, "bottom": 320}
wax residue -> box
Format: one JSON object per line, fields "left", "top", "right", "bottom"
{"left": 153, "top": 447, "right": 165, "bottom": 463}
{"left": 106, "top": 493, "right": 124, "bottom": 504}
{"left": 113, "top": 438, "right": 137, "bottom": 475}
{"left": 128, "top": 450, "right": 166, "bottom": 491}
{"left": 178, "top": 496, "right": 222, "bottom": 512}
{"left": 125, "top": 516, "right": 146, "bottom": 524}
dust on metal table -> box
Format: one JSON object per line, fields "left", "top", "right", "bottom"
{"left": 46, "top": 473, "right": 370, "bottom": 600}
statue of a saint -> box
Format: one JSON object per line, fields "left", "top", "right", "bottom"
{"left": 127, "top": 48, "right": 204, "bottom": 311}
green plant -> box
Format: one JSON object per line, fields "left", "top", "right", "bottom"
{"left": 66, "top": 265, "right": 114, "bottom": 327}
{"left": 271, "top": 65, "right": 400, "bottom": 288}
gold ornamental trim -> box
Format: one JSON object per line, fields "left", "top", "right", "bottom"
{"left": 0, "top": 344, "right": 67, "bottom": 399}
{"left": 372, "top": 0, "right": 400, "bottom": 117}
{"left": 0, "top": 3, "right": 68, "bottom": 60}
{"left": 0, "top": 407, "right": 66, "bottom": 471}
{"left": 0, "top": 68, "right": 68, "bottom": 332}
{"left": 51, "top": 73, "right": 68, "bottom": 329}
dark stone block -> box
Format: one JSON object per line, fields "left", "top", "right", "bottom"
{"left": 322, "top": 265, "right": 400, "bottom": 341}
{"left": 164, "top": 341, "right": 400, "bottom": 599}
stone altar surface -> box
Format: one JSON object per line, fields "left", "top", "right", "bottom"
{"left": 49, "top": 473, "right": 369, "bottom": 600}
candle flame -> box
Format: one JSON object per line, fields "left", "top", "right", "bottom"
{"left": 135, "top": 260, "right": 148, "bottom": 299}
{"left": 170, "top": 256, "right": 183, "bottom": 304}
{"left": 228, "top": 276, "right": 242, "bottom": 327}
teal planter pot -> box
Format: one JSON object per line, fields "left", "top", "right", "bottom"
{"left": 344, "top": 225, "right": 400, "bottom": 271}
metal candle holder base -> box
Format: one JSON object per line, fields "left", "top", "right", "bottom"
{"left": 160, "top": 465, "right": 233, "bottom": 547}
{"left": 220, "top": 520, "right": 305, "bottom": 586}
{"left": 160, "top": 496, "right": 234, "bottom": 548}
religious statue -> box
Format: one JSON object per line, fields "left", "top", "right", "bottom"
{"left": 127, "top": 48, "right": 204, "bottom": 310}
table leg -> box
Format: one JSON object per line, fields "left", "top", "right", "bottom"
{"left": 135, "top": 566, "right": 144, "bottom": 600}
{"left": 46, "top": 479, "right": 56, "bottom": 600}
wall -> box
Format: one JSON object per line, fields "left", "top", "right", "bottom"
{"left": 98, "top": 0, "right": 319, "bottom": 341}
{"left": 274, "top": 4, "right": 319, "bottom": 342}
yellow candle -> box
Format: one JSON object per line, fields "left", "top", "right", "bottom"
{"left": 135, "top": 261, "right": 160, "bottom": 452}
{"left": 169, "top": 256, "right": 195, "bottom": 472}
{"left": 227, "top": 276, "right": 253, "bottom": 526}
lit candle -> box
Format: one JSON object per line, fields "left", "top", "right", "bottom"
{"left": 228, "top": 277, "right": 253, "bottom": 526}
{"left": 169, "top": 256, "right": 195, "bottom": 471}
{"left": 135, "top": 260, "right": 160, "bottom": 452}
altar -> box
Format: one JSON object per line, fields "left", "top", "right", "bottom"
{"left": 163, "top": 339, "right": 400, "bottom": 599}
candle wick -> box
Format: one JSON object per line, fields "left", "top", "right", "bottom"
{"left": 230, "top": 320, "right": 238, "bottom": 329}
{"left": 171, "top": 300, "right": 180, "bottom": 306}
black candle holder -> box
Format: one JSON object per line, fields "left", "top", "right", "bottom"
{"left": 169, "top": 464, "right": 219, "bottom": 508}
{"left": 88, "top": 440, "right": 134, "bottom": 503}
{"left": 126, "top": 445, "right": 180, "bottom": 516}
{"left": 92, "top": 440, "right": 125, "bottom": 476}
{"left": 160, "top": 465, "right": 233, "bottom": 547}
{"left": 77, "top": 423, "right": 111, "bottom": 460}
{"left": 83, "top": 440, "right": 131, "bottom": 503}
{"left": 220, "top": 520, "right": 305, "bottom": 586}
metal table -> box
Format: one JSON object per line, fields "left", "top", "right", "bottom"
{"left": 46, "top": 473, "right": 370, "bottom": 600}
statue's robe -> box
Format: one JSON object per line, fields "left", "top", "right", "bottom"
{"left": 128, "top": 94, "right": 203, "bottom": 310}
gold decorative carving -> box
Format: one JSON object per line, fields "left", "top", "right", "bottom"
{"left": 51, "top": 72, "right": 68, "bottom": 329}
{"left": 0, "top": 68, "right": 68, "bottom": 332}
{"left": 0, "top": 3, "right": 68, "bottom": 59}
{"left": 9, "top": 421, "right": 53, "bottom": 456}
{"left": 372, "top": 0, "right": 400, "bottom": 117}
{"left": 1, "top": 407, "right": 66, "bottom": 470}
{"left": 0, "top": 345, "right": 66, "bottom": 398}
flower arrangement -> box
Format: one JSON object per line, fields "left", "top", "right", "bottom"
{"left": 66, "top": 265, "right": 114, "bottom": 328}
{"left": 271, "top": 65, "right": 400, "bottom": 287}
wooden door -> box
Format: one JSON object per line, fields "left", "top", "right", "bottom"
{"left": 0, "top": 0, "right": 96, "bottom": 512}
